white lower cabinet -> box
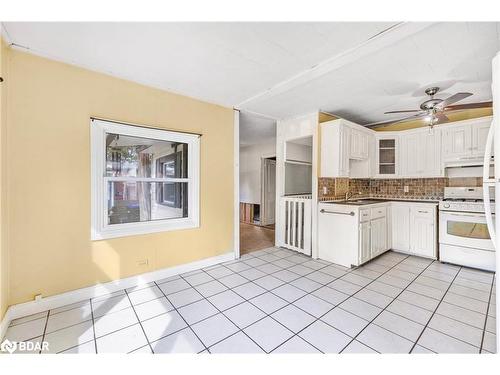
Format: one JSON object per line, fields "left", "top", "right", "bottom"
{"left": 391, "top": 204, "right": 410, "bottom": 252}
{"left": 391, "top": 202, "right": 437, "bottom": 259}
{"left": 410, "top": 207, "right": 436, "bottom": 258}
{"left": 359, "top": 206, "right": 389, "bottom": 265}
{"left": 318, "top": 201, "right": 437, "bottom": 268}
{"left": 318, "top": 202, "right": 390, "bottom": 268}
{"left": 359, "top": 221, "right": 371, "bottom": 264}
{"left": 370, "top": 217, "right": 387, "bottom": 258}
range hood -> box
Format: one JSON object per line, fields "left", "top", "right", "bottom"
{"left": 444, "top": 157, "right": 494, "bottom": 168}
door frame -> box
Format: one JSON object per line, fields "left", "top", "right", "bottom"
{"left": 233, "top": 109, "right": 240, "bottom": 259}
{"left": 260, "top": 155, "right": 276, "bottom": 227}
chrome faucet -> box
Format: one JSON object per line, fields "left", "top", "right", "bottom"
{"left": 345, "top": 191, "right": 353, "bottom": 201}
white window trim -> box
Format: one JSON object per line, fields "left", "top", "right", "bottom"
{"left": 91, "top": 119, "right": 200, "bottom": 240}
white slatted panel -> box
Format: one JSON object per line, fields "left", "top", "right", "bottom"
{"left": 280, "top": 196, "right": 312, "bottom": 255}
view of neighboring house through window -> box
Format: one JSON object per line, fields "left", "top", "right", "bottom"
{"left": 91, "top": 119, "right": 200, "bottom": 239}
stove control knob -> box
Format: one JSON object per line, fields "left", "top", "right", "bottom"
{"left": 443, "top": 203, "right": 450, "bottom": 209}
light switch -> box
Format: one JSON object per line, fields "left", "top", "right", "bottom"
{"left": 404, "top": 185, "right": 409, "bottom": 193}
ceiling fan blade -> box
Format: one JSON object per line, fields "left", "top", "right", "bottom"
{"left": 436, "top": 92, "right": 473, "bottom": 109}
{"left": 435, "top": 113, "right": 449, "bottom": 123}
{"left": 444, "top": 101, "right": 492, "bottom": 111}
{"left": 366, "top": 112, "right": 427, "bottom": 128}
{"left": 384, "top": 110, "right": 421, "bottom": 114}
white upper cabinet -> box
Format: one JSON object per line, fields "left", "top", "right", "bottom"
{"left": 401, "top": 129, "right": 442, "bottom": 177}
{"left": 471, "top": 119, "right": 492, "bottom": 158}
{"left": 442, "top": 124, "right": 471, "bottom": 161}
{"left": 320, "top": 119, "right": 372, "bottom": 178}
{"left": 320, "top": 116, "right": 491, "bottom": 179}
{"left": 375, "top": 135, "right": 399, "bottom": 178}
{"left": 349, "top": 128, "right": 369, "bottom": 160}
{"left": 442, "top": 117, "right": 493, "bottom": 164}
{"left": 321, "top": 120, "right": 349, "bottom": 177}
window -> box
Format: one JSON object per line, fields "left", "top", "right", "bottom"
{"left": 91, "top": 119, "right": 200, "bottom": 240}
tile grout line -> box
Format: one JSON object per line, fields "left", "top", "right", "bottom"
{"left": 153, "top": 280, "right": 212, "bottom": 354}
{"left": 123, "top": 289, "right": 154, "bottom": 354}
{"left": 88, "top": 298, "right": 98, "bottom": 354}
{"left": 179, "top": 249, "right": 357, "bottom": 353}
{"left": 268, "top": 253, "right": 413, "bottom": 353}
{"left": 37, "top": 249, "right": 399, "bottom": 354}
{"left": 177, "top": 272, "right": 269, "bottom": 353}
{"left": 338, "top": 256, "right": 437, "bottom": 353}
{"left": 479, "top": 274, "right": 496, "bottom": 353}
{"left": 37, "top": 310, "right": 50, "bottom": 354}
{"left": 13, "top": 247, "right": 491, "bottom": 354}
{"left": 408, "top": 264, "right": 464, "bottom": 353}
{"left": 183, "top": 250, "right": 342, "bottom": 353}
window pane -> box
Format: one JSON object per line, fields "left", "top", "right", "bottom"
{"left": 107, "top": 181, "right": 188, "bottom": 224}
{"left": 106, "top": 133, "right": 188, "bottom": 178}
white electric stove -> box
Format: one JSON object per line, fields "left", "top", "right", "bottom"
{"left": 439, "top": 187, "right": 496, "bottom": 271}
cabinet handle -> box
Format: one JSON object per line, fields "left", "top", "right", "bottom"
{"left": 320, "top": 209, "right": 355, "bottom": 216}
{"left": 418, "top": 210, "right": 429, "bottom": 213}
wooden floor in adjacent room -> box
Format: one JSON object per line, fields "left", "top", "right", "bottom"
{"left": 240, "top": 222, "right": 275, "bottom": 255}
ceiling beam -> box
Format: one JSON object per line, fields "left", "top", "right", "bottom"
{"left": 237, "top": 22, "right": 436, "bottom": 111}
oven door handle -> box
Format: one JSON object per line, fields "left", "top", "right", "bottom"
{"left": 443, "top": 212, "right": 490, "bottom": 219}
{"left": 482, "top": 119, "right": 496, "bottom": 246}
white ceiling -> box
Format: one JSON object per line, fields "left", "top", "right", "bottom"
{"left": 3, "top": 22, "right": 500, "bottom": 132}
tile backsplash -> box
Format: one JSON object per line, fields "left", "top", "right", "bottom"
{"left": 318, "top": 177, "right": 482, "bottom": 201}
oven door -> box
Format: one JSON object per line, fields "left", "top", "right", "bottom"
{"left": 439, "top": 211, "right": 495, "bottom": 252}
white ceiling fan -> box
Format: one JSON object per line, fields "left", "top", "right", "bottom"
{"left": 367, "top": 87, "right": 492, "bottom": 129}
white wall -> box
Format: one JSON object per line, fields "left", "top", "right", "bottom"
{"left": 239, "top": 140, "right": 276, "bottom": 204}
{"left": 286, "top": 142, "right": 313, "bottom": 163}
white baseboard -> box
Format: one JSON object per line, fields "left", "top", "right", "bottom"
{"left": 0, "top": 251, "right": 235, "bottom": 340}
{"left": 0, "top": 307, "right": 13, "bottom": 342}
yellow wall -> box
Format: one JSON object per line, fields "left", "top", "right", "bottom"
{"left": 4, "top": 48, "right": 234, "bottom": 307}
{"left": 0, "top": 38, "right": 9, "bottom": 319}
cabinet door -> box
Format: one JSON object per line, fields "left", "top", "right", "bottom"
{"left": 360, "top": 132, "right": 369, "bottom": 159}
{"left": 410, "top": 208, "right": 436, "bottom": 258}
{"left": 442, "top": 125, "right": 471, "bottom": 161}
{"left": 402, "top": 133, "right": 421, "bottom": 176}
{"left": 472, "top": 120, "right": 492, "bottom": 158}
{"left": 422, "top": 130, "right": 442, "bottom": 176}
{"left": 349, "top": 129, "right": 359, "bottom": 159}
{"left": 359, "top": 221, "right": 371, "bottom": 264}
{"left": 371, "top": 217, "right": 387, "bottom": 258}
{"left": 339, "top": 126, "right": 350, "bottom": 176}
{"left": 391, "top": 204, "right": 410, "bottom": 252}
{"left": 377, "top": 137, "right": 398, "bottom": 176}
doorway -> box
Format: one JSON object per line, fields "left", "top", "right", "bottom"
{"left": 238, "top": 112, "right": 277, "bottom": 256}
{"left": 239, "top": 156, "right": 276, "bottom": 255}
{"left": 261, "top": 157, "right": 276, "bottom": 228}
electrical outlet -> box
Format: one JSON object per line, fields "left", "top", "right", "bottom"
{"left": 137, "top": 259, "right": 149, "bottom": 266}
{"left": 322, "top": 186, "right": 328, "bottom": 195}
{"left": 34, "top": 294, "right": 43, "bottom": 301}
{"left": 404, "top": 185, "right": 409, "bottom": 193}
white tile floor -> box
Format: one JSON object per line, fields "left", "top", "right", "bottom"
{"left": 4, "top": 247, "right": 497, "bottom": 354}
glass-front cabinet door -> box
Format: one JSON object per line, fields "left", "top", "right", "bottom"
{"left": 376, "top": 136, "right": 399, "bottom": 177}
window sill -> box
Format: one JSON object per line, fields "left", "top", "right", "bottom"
{"left": 91, "top": 217, "right": 200, "bottom": 240}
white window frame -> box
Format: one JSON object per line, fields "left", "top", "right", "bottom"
{"left": 91, "top": 119, "right": 200, "bottom": 240}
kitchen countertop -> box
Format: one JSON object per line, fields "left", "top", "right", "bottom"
{"left": 320, "top": 198, "right": 439, "bottom": 206}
